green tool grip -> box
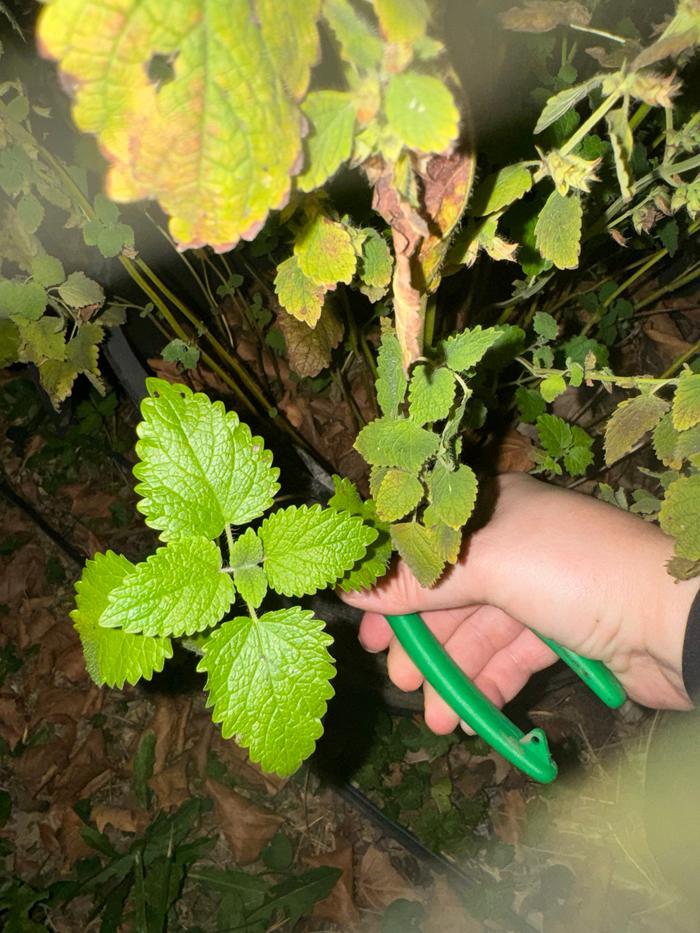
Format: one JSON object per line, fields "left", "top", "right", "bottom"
{"left": 535, "top": 633, "right": 626, "bottom": 708}
{"left": 386, "top": 613, "right": 558, "bottom": 783}
{"left": 385, "top": 613, "right": 627, "bottom": 784}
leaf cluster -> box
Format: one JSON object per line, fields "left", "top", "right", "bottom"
{"left": 72, "top": 378, "right": 381, "bottom": 775}
{"left": 353, "top": 323, "right": 520, "bottom": 586}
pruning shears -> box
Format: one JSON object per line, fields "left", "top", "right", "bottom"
{"left": 384, "top": 613, "right": 627, "bottom": 783}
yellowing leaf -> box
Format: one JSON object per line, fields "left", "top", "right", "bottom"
{"left": 384, "top": 72, "right": 460, "bottom": 154}
{"left": 374, "top": 0, "right": 430, "bottom": 44}
{"left": 534, "top": 190, "right": 582, "bottom": 270}
{"left": 295, "top": 214, "right": 357, "bottom": 287}
{"left": 427, "top": 463, "right": 478, "bottom": 530}
{"left": 673, "top": 371, "right": 700, "bottom": 431}
{"left": 274, "top": 255, "right": 326, "bottom": 327}
{"left": 606, "top": 106, "right": 634, "bottom": 202}
{"left": 375, "top": 469, "right": 423, "bottom": 522}
{"left": 604, "top": 394, "right": 669, "bottom": 465}
{"left": 660, "top": 474, "right": 700, "bottom": 561}
{"left": 390, "top": 521, "right": 444, "bottom": 587}
{"left": 276, "top": 304, "right": 344, "bottom": 377}
{"left": 297, "top": 90, "right": 356, "bottom": 193}
{"left": 38, "top": 0, "right": 322, "bottom": 251}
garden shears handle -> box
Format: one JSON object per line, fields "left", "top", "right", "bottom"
{"left": 385, "top": 613, "right": 627, "bottom": 783}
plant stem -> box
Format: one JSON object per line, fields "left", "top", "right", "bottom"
{"left": 225, "top": 524, "right": 235, "bottom": 562}
{"left": 518, "top": 357, "right": 679, "bottom": 389}
{"left": 559, "top": 85, "right": 624, "bottom": 158}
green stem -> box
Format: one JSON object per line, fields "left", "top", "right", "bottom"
{"left": 628, "top": 102, "right": 651, "bottom": 132}
{"left": 519, "top": 357, "right": 679, "bottom": 389}
{"left": 225, "top": 524, "right": 235, "bottom": 562}
{"left": 559, "top": 85, "right": 624, "bottom": 158}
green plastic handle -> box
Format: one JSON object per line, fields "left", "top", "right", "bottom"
{"left": 386, "top": 613, "right": 558, "bottom": 783}
{"left": 536, "top": 633, "right": 626, "bottom": 708}
{"left": 385, "top": 613, "right": 627, "bottom": 784}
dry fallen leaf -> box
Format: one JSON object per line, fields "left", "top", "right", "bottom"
{"left": 149, "top": 756, "right": 191, "bottom": 811}
{"left": 205, "top": 778, "right": 283, "bottom": 864}
{"left": 0, "top": 694, "right": 25, "bottom": 749}
{"left": 91, "top": 805, "right": 151, "bottom": 835}
{"left": 496, "top": 428, "right": 535, "bottom": 473}
{"left": 0, "top": 544, "right": 46, "bottom": 602}
{"left": 305, "top": 840, "right": 359, "bottom": 929}
{"left": 423, "top": 875, "right": 483, "bottom": 933}
{"left": 356, "top": 845, "right": 413, "bottom": 911}
{"left": 492, "top": 788, "right": 526, "bottom": 846}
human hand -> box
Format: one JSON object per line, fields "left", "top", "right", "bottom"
{"left": 341, "top": 473, "right": 699, "bottom": 734}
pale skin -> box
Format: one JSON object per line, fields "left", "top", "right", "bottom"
{"left": 341, "top": 473, "right": 700, "bottom": 735}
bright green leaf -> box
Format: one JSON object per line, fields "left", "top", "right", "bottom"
{"left": 355, "top": 417, "right": 440, "bottom": 472}
{"left": 442, "top": 325, "right": 503, "bottom": 372}
{"left": 408, "top": 365, "right": 456, "bottom": 425}
{"left": 274, "top": 254, "right": 326, "bottom": 327}
{"left": 376, "top": 328, "right": 407, "bottom": 417}
{"left": 295, "top": 214, "right": 357, "bottom": 288}
{"left": 384, "top": 72, "right": 460, "bottom": 153}
{"left": 470, "top": 163, "right": 533, "bottom": 217}
{"left": 359, "top": 229, "right": 393, "bottom": 291}
{"left": 72, "top": 551, "right": 173, "bottom": 688}
{"left": 99, "top": 536, "right": 234, "bottom": 637}
{"left": 259, "top": 504, "right": 376, "bottom": 597}
{"left": 375, "top": 469, "right": 423, "bottom": 522}
{"left": 390, "top": 522, "right": 445, "bottom": 587}
{"left": 229, "top": 527, "right": 267, "bottom": 610}
{"left": 134, "top": 379, "right": 280, "bottom": 541}
{"left": 660, "top": 474, "right": 700, "bottom": 560}
{"left": 427, "top": 463, "right": 478, "bottom": 530}
{"left": 199, "top": 607, "right": 335, "bottom": 775}
{"left": 672, "top": 371, "right": 700, "bottom": 431}
{"left": 604, "top": 394, "right": 669, "bottom": 465}
{"left": 297, "top": 90, "right": 356, "bottom": 193}
{"left": 563, "top": 445, "right": 593, "bottom": 475}
{"left": 540, "top": 372, "right": 567, "bottom": 403}
{"left": 537, "top": 413, "right": 572, "bottom": 458}
{"left": 534, "top": 190, "right": 582, "bottom": 270}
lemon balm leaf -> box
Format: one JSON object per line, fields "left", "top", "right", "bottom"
{"left": 99, "top": 537, "right": 234, "bottom": 637}
{"left": 198, "top": 608, "right": 335, "bottom": 775}
{"left": 259, "top": 504, "right": 377, "bottom": 596}
{"left": 134, "top": 378, "right": 279, "bottom": 541}
{"left": 38, "top": 0, "right": 322, "bottom": 250}
{"left": 72, "top": 551, "right": 173, "bottom": 688}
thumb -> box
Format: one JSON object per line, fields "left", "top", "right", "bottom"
{"left": 339, "top": 553, "right": 478, "bottom": 615}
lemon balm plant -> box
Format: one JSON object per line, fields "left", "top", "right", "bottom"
{"left": 72, "top": 377, "right": 382, "bottom": 775}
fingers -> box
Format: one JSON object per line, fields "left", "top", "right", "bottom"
{"left": 424, "top": 626, "right": 558, "bottom": 735}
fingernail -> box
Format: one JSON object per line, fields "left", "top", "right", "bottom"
{"left": 460, "top": 719, "right": 476, "bottom": 736}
